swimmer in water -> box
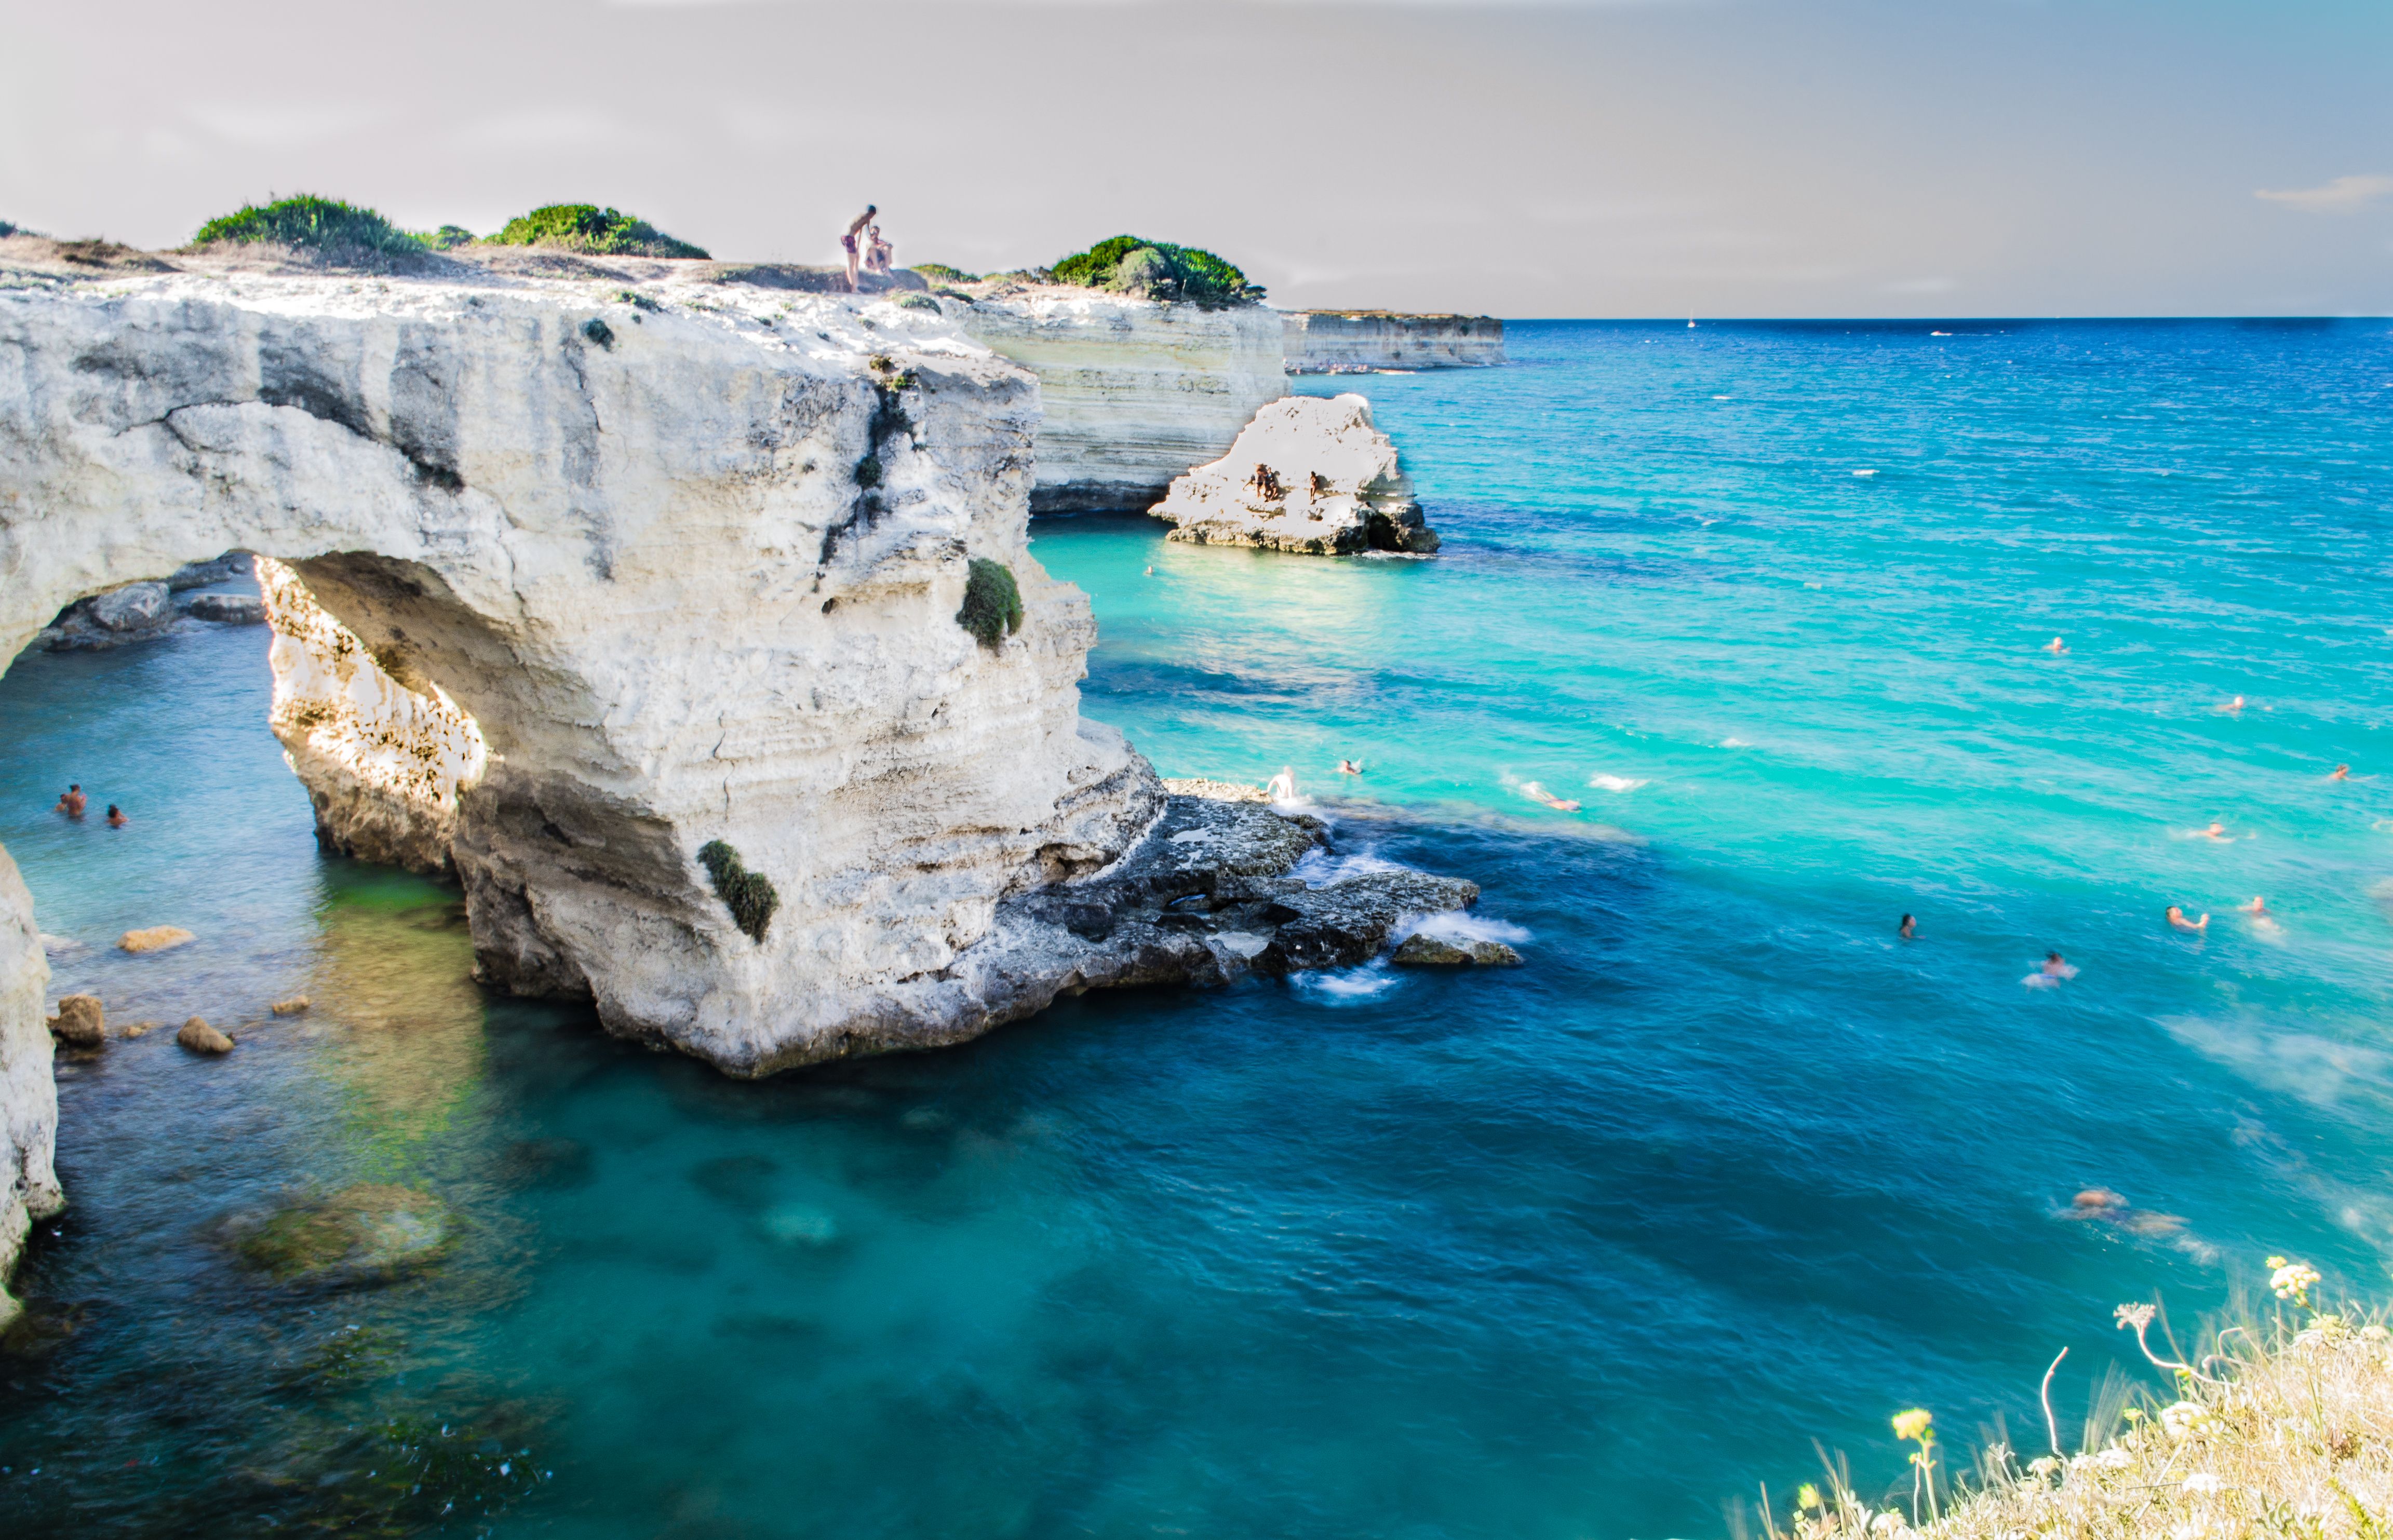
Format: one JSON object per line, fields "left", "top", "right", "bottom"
{"left": 105, "top": 804, "right": 127, "bottom": 828}
{"left": 1520, "top": 781, "right": 1581, "bottom": 813}
{"left": 1145, "top": 566, "right": 1155, "bottom": 576}
{"left": 1337, "top": 759, "right": 1364, "bottom": 776}
{"left": 2200, "top": 821, "right": 2230, "bottom": 841}
{"left": 2238, "top": 896, "right": 2269, "bottom": 916}
{"left": 55, "top": 784, "right": 86, "bottom": 818}
{"left": 2331, "top": 764, "right": 2350, "bottom": 781}
{"left": 2165, "top": 905, "right": 2209, "bottom": 933}
{"left": 1266, "top": 767, "right": 1297, "bottom": 803}
{"left": 2042, "top": 951, "right": 2076, "bottom": 978}
{"left": 2218, "top": 695, "right": 2247, "bottom": 716}
{"left": 2044, "top": 637, "right": 2067, "bottom": 654}
{"left": 1899, "top": 913, "right": 1916, "bottom": 940}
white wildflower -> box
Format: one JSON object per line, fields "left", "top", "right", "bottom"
{"left": 2096, "top": 1448, "right": 2134, "bottom": 1470}
{"left": 2161, "top": 1400, "right": 2215, "bottom": 1441}
{"left": 2268, "top": 1258, "right": 2321, "bottom": 1307}
{"left": 2182, "top": 1473, "right": 2223, "bottom": 1494}
{"left": 2028, "top": 1456, "right": 2061, "bottom": 1478}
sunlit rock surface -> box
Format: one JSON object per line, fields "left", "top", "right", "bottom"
{"left": 953, "top": 289, "right": 1285, "bottom": 512}
{"left": 0, "top": 256, "right": 1160, "bottom": 1079}
{"left": 1149, "top": 394, "right": 1438, "bottom": 555}
{"left": 257, "top": 555, "right": 488, "bottom": 875}
{"left": 1282, "top": 310, "right": 1505, "bottom": 373}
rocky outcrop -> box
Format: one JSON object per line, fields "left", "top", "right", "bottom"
{"left": 1149, "top": 394, "right": 1438, "bottom": 555}
{"left": 950, "top": 779, "right": 1479, "bottom": 1014}
{"left": 178, "top": 1017, "right": 235, "bottom": 1055}
{"left": 0, "top": 847, "right": 62, "bottom": 1332}
{"left": 45, "top": 994, "right": 104, "bottom": 1048}
{"left": 953, "top": 289, "right": 1285, "bottom": 514}
{"left": 33, "top": 555, "right": 264, "bottom": 648}
{"left": 1282, "top": 310, "right": 1505, "bottom": 373}
{"left": 258, "top": 556, "right": 488, "bottom": 875}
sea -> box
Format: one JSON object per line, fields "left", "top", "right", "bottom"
{"left": 3, "top": 318, "right": 2389, "bottom": 1538}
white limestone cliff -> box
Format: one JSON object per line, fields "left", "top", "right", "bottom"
{"left": 0, "top": 846, "right": 62, "bottom": 1331}
{"left": 953, "top": 289, "right": 1285, "bottom": 512}
{"left": 0, "top": 256, "right": 1161, "bottom": 1083}
{"left": 1149, "top": 394, "right": 1439, "bottom": 555}
{"left": 1282, "top": 310, "right": 1505, "bottom": 373}
{"left": 257, "top": 555, "right": 490, "bottom": 875}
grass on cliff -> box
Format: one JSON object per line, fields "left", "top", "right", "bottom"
{"left": 1754, "top": 1260, "right": 2393, "bottom": 1540}
{"left": 957, "top": 558, "right": 1024, "bottom": 649}
{"left": 1048, "top": 235, "right": 1263, "bottom": 306}
{"left": 487, "top": 204, "right": 708, "bottom": 259}
{"left": 910, "top": 263, "right": 979, "bottom": 284}
{"left": 190, "top": 195, "right": 428, "bottom": 259}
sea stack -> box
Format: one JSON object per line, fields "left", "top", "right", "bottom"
{"left": 1148, "top": 394, "right": 1438, "bottom": 555}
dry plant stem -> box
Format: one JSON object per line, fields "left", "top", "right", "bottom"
{"left": 2043, "top": 1346, "right": 2071, "bottom": 1456}
{"left": 2117, "top": 1301, "right": 2225, "bottom": 1386}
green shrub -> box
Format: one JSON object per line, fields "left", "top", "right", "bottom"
{"left": 957, "top": 558, "right": 1024, "bottom": 649}
{"left": 894, "top": 292, "right": 943, "bottom": 314}
{"left": 1048, "top": 235, "right": 1262, "bottom": 305}
{"left": 853, "top": 455, "right": 882, "bottom": 488}
{"left": 910, "top": 263, "right": 979, "bottom": 283}
{"left": 696, "top": 840, "right": 779, "bottom": 943}
{"left": 489, "top": 204, "right": 708, "bottom": 259}
{"left": 419, "top": 224, "right": 477, "bottom": 250}
{"left": 191, "top": 195, "right": 425, "bottom": 256}
{"left": 0, "top": 220, "right": 17, "bottom": 238}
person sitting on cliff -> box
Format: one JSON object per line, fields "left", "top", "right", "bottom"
{"left": 841, "top": 204, "right": 877, "bottom": 291}
{"left": 2166, "top": 904, "right": 2209, "bottom": 933}
{"left": 1247, "top": 464, "right": 1284, "bottom": 502}
{"left": 865, "top": 224, "right": 894, "bottom": 277}
{"left": 55, "top": 784, "right": 85, "bottom": 818}
{"left": 1309, "top": 471, "right": 1332, "bottom": 499}
{"left": 106, "top": 804, "right": 128, "bottom": 828}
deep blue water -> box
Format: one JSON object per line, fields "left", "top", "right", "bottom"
{"left": 3, "top": 319, "right": 2391, "bottom": 1538}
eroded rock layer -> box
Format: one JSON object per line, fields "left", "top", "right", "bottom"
{"left": 0, "top": 847, "right": 62, "bottom": 1331}
{"left": 954, "top": 290, "right": 1286, "bottom": 514}
{"left": 1282, "top": 310, "right": 1505, "bottom": 373}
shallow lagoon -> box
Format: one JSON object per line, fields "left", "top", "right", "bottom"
{"left": 4, "top": 319, "right": 2390, "bottom": 1537}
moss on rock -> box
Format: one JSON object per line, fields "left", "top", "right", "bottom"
{"left": 698, "top": 840, "right": 779, "bottom": 943}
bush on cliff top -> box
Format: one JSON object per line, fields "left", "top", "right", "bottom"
{"left": 191, "top": 195, "right": 426, "bottom": 257}
{"left": 1049, "top": 235, "right": 1262, "bottom": 306}
{"left": 957, "top": 559, "right": 1024, "bottom": 650}
{"left": 488, "top": 204, "right": 708, "bottom": 259}
{"left": 696, "top": 841, "right": 779, "bottom": 944}
{"left": 909, "top": 263, "right": 979, "bottom": 284}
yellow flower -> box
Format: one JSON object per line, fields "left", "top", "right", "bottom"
{"left": 1798, "top": 1484, "right": 1822, "bottom": 1510}
{"left": 1893, "top": 1409, "right": 1934, "bottom": 1443}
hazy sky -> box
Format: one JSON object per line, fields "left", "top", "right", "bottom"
{"left": 3, "top": 0, "right": 2387, "bottom": 317}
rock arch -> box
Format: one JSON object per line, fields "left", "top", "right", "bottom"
{"left": 0, "top": 265, "right": 1166, "bottom": 1319}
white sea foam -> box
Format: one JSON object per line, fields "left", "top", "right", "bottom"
{"left": 1852, "top": 468, "right": 1877, "bottom": 477}
{"left": 1721, "top": 737, "right": 1752, "bottom": 748}
{"left": 1293, "top": 961, "right": 1400, "bottom": 1001}
{"left": 1293, "top": 846, "right": 1409, "bottom": 887}
{"left": 1588, "top": 774, "right": 1648, "bottom": 793}
{"left": 1400, "top": 910, "right": 1532, "bottom": 947}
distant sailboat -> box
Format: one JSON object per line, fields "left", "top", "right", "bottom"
{"left": 1687, "top": 315, "right": 1697, "bottom": 329}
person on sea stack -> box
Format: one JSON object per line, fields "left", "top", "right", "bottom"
{"left": 865, "top": 223, "right": 894, "bottom": 277}
{"left": 841, "top": 204, "right": 877, "bottom": 291}
{"left": 1267, "top": 767, "right": 1297, "bottom": 803}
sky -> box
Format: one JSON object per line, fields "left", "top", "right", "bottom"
{"left": 1, "top": 0, "right": 2387, "bottom": 318}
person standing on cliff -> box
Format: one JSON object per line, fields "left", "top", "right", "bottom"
{"left": 841, "top": 205, "right": 877, "bottom": 291}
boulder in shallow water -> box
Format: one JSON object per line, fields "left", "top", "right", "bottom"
{"left": 90, "top": 580, "right": 170, "bottom": 632}
{"left": 184, "top": 593, "right": 263, "bottom": 624}
{"left": 177, "top": 1016, "right": 233, "bottom": 1054}
{"left": 118, "top": 925, "right": 194, "bottom": 953}
{"left": 229, "top": 1184, "right": 449, "bottom": 1284}
{"left": 270, "top": 995, "right": 310, "bottom": 1016}
{"left": 45, "top": 994, "right": 103, "bottom": 1047}
{"left": 1149, "top": 393, "right": 1439, "bottom": 556}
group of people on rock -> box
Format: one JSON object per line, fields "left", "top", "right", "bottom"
{"left": 52, "top": 783, "right": 128, "bottom": 827}
{"left": 840, "top": 205, "right": 896, "bottom": 291}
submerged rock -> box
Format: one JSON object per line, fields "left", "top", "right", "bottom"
{"left": 1392, "top": 934, "right": 1523, "bottom": 967}
{"left": 1149, "top": 394, "right": 1438, "bottom": 555}
{"left": 45, "top": 994, "right": 103, "bottom": 1047}
{"left": 177, "top": 1016, "right": 233, "bottom": 1054}
{"left": 119, "top": 925, "right": 195, "bottom": 954}
{"left": 269, "top": 995, "right": 311, "bottom": 1016}
{"left": 228, "top": 1184, "right": 448, "bottom": 1284}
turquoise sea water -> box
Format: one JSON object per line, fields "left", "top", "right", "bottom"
{"left": 4, "top": 319, "right": 2391, "bottom": 1538}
